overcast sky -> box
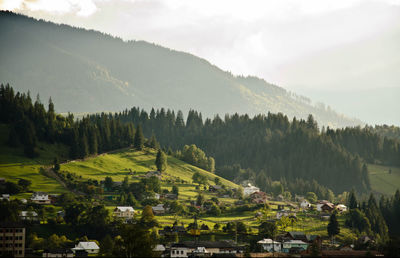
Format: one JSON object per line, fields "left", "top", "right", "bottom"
{"left": 1, "top": 0, "right": 400, "bottom": 92}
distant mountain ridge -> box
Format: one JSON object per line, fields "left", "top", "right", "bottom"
{"left": 0, "top": 11, "right": 362, "bottom": 127}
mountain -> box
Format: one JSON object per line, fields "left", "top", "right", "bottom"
{"left": 0, "top": 11, "right": 361, "bottom": 127}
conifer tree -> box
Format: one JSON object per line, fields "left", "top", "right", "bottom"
{"left": 348, "top": 189, "right": 358, "bottom": 210}
{"left": 327, "top": 212, "right": 340, "bottom": 240}
{"left": 155, "top": 150, "right": 167, "bottom": 172}
{"left": 133, "top": 124, "right": 144, "bottom": 150}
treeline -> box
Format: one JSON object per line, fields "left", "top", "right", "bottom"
{"left": 0, "top": 84, "right": 137, "bottom": 159}
{"left": 326, "top": 126, "right": 400, "bottom": 166}
{"left": 3, "top": 85, "right": 399, "bottom": 194}
{"left": 346, "top": 190, "right": 400, "bottom": 243}
{"left": 114, "top": 107, "right": 376, "bottom": 193}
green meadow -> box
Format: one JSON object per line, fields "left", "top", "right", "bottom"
{"left": 368, "top": 164, "right": 400, "bottom": 195}
{"left": 0, "top": 124, "right": 68, "bottom": 193}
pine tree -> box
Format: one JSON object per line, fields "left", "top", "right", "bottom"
{"left": 133, "top": 124, "right": 144, "bottom": 150}
{"left": 155, "top": 150, "right": 167, "bottom": 172}
{"left": 327, "top": 212, "right": 340, "bottom": 239}
{"left": 348, "top": 189, "right": 358, "bottom": 210}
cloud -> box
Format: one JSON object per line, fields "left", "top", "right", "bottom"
{"left": 1, "top": 0, "right": 98, "bottom": 16}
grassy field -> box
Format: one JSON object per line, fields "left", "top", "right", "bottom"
{"left": 61, "top": 148, "right": 237, "bottom": 188}
{"left": 368, "top": 164, "right": 400, "bottom": 195}
{"left": 0, "top": 124, "right": 68, "bottom": 193}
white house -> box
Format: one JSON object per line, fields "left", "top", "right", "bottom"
{"left": 20, "top": 211, "right": 39, "bottom": 221}
{"left": 336, "top": 204, "right": 347, "bottom": 212}
{"left": 257, "top": 239, "right": 281, "bottom": 252}
{"left": 31, "top": 192, "right": 51, "bottom": 204}
{"left": 113, "top": 206, "right": 135, "bottom": 219}
{"left": 0, "top": 194, "right": 10, "bottom": 201}
{"left": 243, "top": 184, "right": 260, "bottom": 196}
{"left": 300, "top": 200, "right": 311, "bottom": 209}
{"left": 72, "top": 241, "right": 99, "bottom": 254}
{"left": 170, "top": 244, "right": 189, "bottom": 258}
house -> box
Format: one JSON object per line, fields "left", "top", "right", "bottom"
{"left": 209, "top": 185, "right": 223, "bottom": 192}
{"left": 300, "top": 200, "right": 311, "bottom": 209}
{"left": 320, "top": 203, "right": 335, "bottom": 212}
{"left": 0, "top": 222, "right": 25, "bottom": 257}
{"left": 276, "top": 210, "right": 296, "bottom": 219}
{"left": 257, "top": 238, "right": 282, "bottom": 252}
{"left": 250, "top": 191, "right": 268, "bottom": 204}
{"left": 336, "top": 204, "right": 347, "bottom": 212}
{"left": 0, "top": 178, "right": 5, "bottom": 184}
{"left": 31, "top": 192, "right": 51, "bottom": 204}
{"left": 72, "top": 242, "right": 99, "bottom": 254}
{"left": 153, "top": 244, "right": 166, "bottom": 256}
{"left": 57, "top": 211, "right": 65, "bottom": 218}
{"left": 42, "top": 249, "right": 74, "bottom": 258}
{"left": 146, "top": 171, "right": 162, "bottom": 179}
{"left": 282, "top": 240, "right": 308, "bottom": 253}
{"left": 316, "top": 200, "right": 334, "bottom": 211}
{"left": 20, "top": 211, "right": 39, "bottom": 221}
{"left": 152, "top": 204, "right": 166, "bottom": 215}
{"left": 113, "top": 206, "right": 135, "bottom": 219}
{"left": 283, "top": 232, "right": 320, "bottom": 244}
{"left": 243, "top": 183, "right": 260, "bottom": 196}
{"left": 170, "top": 241, "right": 239, "bottom": 258}
{"left": 164, "top": 193, "right": 178, "bottom": 200}
{"left": 0, "top": 194, "right": 10, "bottom": 201}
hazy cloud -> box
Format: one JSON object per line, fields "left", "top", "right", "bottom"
{"left": 1, "top": 0, "right": 399, "bottom": 90}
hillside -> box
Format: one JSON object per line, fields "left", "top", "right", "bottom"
{"left": 0, "top": 123, "right": 236, "bottom": 197}
{"left": 368, "top": 164, "right": 400, "bottom": 196}
{"left": 0, "top": 11, "right": 361, "bottom": 127}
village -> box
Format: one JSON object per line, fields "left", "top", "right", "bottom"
{"left": 0, "top": 171, "right": 381, "bottom": 258}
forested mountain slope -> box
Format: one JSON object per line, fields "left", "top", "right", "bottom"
{"left": 0, "top": 11, "right": 361, "bottom": 127}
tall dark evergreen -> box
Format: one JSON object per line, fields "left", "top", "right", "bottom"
{"left": 155, "top": 150, "right": 167, "bottom": 172}
{"left": 348, "top": 189, "right": 358, "bottom": 210}
{"left": 133, "top": 124, "right": 145, "bottom": 150}
{"left": 327, "top": 212, "right": 340, "bottom": 238}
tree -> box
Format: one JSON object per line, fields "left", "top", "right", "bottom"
{"left": 53, "top": 157, "right": 60, "bottom": 172}
{"left": 258, "top": 221, "right": 277, "bottom": 239}
{"left": 327, "top": 212, "right": 340, "bottom": 240}
{"left": 104, "top": 176, "right": 113, "bottom": 191}
{"left": 114, "top": 224, "right": 154, "bottom": 257}
{"left": 172, "top": 185, "right": 179, "bottom": 196}
{"left": 348, "top": 189, "right": 358, "bottom": 210}
{"left": 192, "top": 172, "right": 207, "bottom": 185}
{"left": 196, "top": 193, "right": 205, "bottom": 206}
{"left": 155, "top": 150, "right": 167, "bottom": 172}
{"left": 133, "top": 124, "right": 144, "bottom": 150}
{"left": 345, "top": 209, "right": 371, "bottom": 234}
{"left": 236, "top": 222, "right": 247, "bottom": 234}
{"left": 100, "top": 235, "right": 114, "bottom": 257}
{"left": 140, "top": 205, "right": 157, "bottom": 228}
{"left": 208, "top": 204, "right": 221, "bottom": 216}
{"left": 17, "top": 179, "right": 31, "bottom": 191}
{"left": 306, "top": 192, "right": 318, "bottom": 203}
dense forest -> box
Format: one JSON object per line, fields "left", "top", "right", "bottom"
{"left": 3, "top": 85, "right": 399, "bottom": 197}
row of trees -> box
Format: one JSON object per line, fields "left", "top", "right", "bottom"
{"left": 114, "top": 107, "right": 381, "bottom": 193}
{"left": 2, "top": 85, "right": 399, "bottom": 195}
{"left": 346, "top": 190, "right": 390, "bottom": 242}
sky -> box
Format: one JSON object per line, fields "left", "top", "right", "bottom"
{"left": 1, "top": 0, "right": 399, "bottom": 93}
